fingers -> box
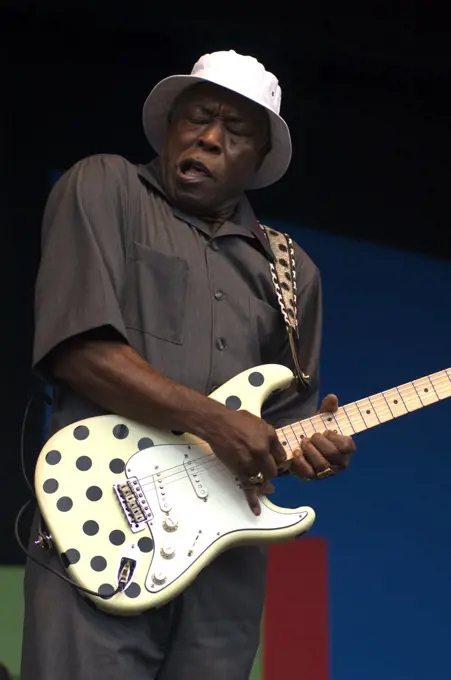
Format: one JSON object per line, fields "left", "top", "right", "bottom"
{"left": 244, "top": 488, "right": 261, "bottom": 515}
{"left": 242, "top": 480, "right": 275, "bottom": 516}
{"left": 290, "top": 449, "right": 316, "bottom": 480}
{"left": 323, "top": 429, "right": 356, "bottom": 455}
{"left": 306, "top": 432, "right": 355, "bottom": 468}
{"left": 237, "top": 423, "right": 283, "bottom": 482}
{"left": 301, "top": 434, "right": 340, "bottom": 472}
{"left": 235, "top": 447, "right": 277, "bottom": 482}
{"left": 291, "top": 429, "right": 356, "bottom": 481}
{"left": 269, "top": 428, "right": 288, "bottom": 467}
{"left": 290, "top": 436, "right": 336, "bottom": 480}
{"left": 249, "top": 453, "right": 279, "bottom": 482}
{"left": 319, "top": 393, "right": 339, "bottom": 413}
{"left": 247, "top": 425, "right": 285, "bottom": 480}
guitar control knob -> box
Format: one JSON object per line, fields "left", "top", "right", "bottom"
{"left": 163, "top": 517, "right": 178, "bottom": 532}
{"left": 161, "top": 544, "right": 175, "bottom": 559}
{"left": 152, "top": 571, "right": 167, "bottom": 585}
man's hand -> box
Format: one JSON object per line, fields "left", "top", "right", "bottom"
{"left": 290, "top": 394, "right": 356, "bottom": 481}
{"left": 205, "top": 409, "right": 287, "bottom": 516}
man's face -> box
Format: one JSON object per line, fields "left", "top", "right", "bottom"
{"left": 160, "top": 82, "right": 271, "bottom": 217}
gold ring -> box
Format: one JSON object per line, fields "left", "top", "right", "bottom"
{"left": 316, "top": 466, "right": 334, "bottom": 480}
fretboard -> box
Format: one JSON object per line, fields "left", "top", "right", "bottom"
{"left": 277, "top": 368, "right": 451, "bottom": 458}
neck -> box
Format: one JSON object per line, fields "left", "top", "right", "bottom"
{"left": 202, "top": 211, "right": 233, "bottom": 233}
{"left": 276, "top": 368, "right": 451, "bottom": 465}
{"left": 193, "top": 196, "right": 239, "bottom": 232}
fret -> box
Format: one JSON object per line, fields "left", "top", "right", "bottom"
{"left": 380, "top": 391, "right": 396, "bottom": 418}
{"left": 354, "top": 399, "right": 374, "bottom": 430}
{"left": 309, "top": 416, "right": 323, "bottom": 433}
{"left": 288, "top": 424, "right": 300, "bottom": 448}
{"left": 342, "top": 403, "right": 367, "bottom": 432}
{"left": 333, "top": 414, "right": 354, "bottom": 436}
{"left": 355, "top": 397, "right": 381, "bottom": 428}
{"left": 399, "top": 384, "right": 423, "bottom": 411}
{"left": 369, "top": 394, "right": 393, "bottom": 423}
{"left": 278, "top": 426, "right": 296, "bottom": 452}
{"left": 297, "top": 421, "right": 309, "bottom": 439}
{"left": 381, "top": 387, "right": 408, "bottom": 417}
{"left": 321, "top": 410, "right": 353, "bottom": 436}
{"left": 426, "top": 376, "right": 440, "bottom": 401}
{"left": 412, "top": 376, "right": 439, "bottom": 406}
{"left": 338, "top": 406, "right": 356, "bottom": 434}
{"left": 321, "top": 411, "right": 345, "bottom": 435}
{"left": 277, "top": 368, "right": 451, "bottom": 446}
{"left": 301, "top": 419, "right": 318, "bottom": 438}
{"left": 431, "top": 371, "right": 451, "bottom": 399}
{"left": 395, "top": 386, "right": 410, "bottom": 412}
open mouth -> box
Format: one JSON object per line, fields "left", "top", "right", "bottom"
{"left": 179, "top": 158, "right": 213, "bottom": 179}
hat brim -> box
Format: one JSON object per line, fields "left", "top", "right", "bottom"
{"left": 142, "top": 75, "right": 292, "bottom": 190}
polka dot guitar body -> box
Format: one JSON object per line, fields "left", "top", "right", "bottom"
{"left": 35, "top": 364, "right": 316, "bottom": 616}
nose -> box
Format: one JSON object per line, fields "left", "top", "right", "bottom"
{"left": 195, "top": 122, "right": 223, "bottom": 155}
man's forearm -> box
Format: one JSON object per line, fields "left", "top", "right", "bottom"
{"left": 52, "top": 337, "right": 228, "bottom": 441}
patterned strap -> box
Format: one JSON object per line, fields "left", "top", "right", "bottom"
{"left": 260, "top": 224, "right": 311, "bottom": 392}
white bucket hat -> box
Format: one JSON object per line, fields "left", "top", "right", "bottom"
{"left": 142, "top": 50, "right": 292, "bottom": 190}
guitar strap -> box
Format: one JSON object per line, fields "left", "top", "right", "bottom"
{"left": 259, "top": 224, "right": 311, "bottom": 392}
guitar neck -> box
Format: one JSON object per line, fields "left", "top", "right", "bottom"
{"left": 277, "top": 368, "right": 451, "bottom": 459}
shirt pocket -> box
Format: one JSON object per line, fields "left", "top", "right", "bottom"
{"left": 123, "top": 241, "right": 189, "bottom": 345}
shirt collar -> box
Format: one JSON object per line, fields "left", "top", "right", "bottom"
{"left": 137, "top": 159, "right": 274, "bottom": 261}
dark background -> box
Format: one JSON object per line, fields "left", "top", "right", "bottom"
{"left": 2, "top": 2, "right": 450, "bottom": 564}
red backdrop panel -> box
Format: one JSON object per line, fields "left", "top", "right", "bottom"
{"left": 264, "top": 538, "right": 329, "bottom": 680}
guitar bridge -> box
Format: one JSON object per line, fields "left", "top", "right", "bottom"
{"left": 114, "top": 477, "right": 153, "bottom": 533}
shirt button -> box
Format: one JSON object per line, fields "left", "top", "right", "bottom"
{"left": 215, "top": 337, "right": 227, "bottom": 351}
{"left": 210, "top": 240, "right": 220, "bottom": 251}
{"left": 214, "top": 289, "right": 225, "bottom": 301}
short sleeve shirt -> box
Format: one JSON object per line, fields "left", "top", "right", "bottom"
{"left": 33, "top": 154, "right": 322, "bottom": 435}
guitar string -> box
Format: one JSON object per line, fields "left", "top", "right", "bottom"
{"left": 294, "top": 374, "right": 450, "bottom": 433}
{"left": 138, "top": 460, "right": 237, "bottom": 497}
{"left": 131, "top": 376, "right": 451, "bottom": 490}
{"left": 129, "top": 374, "right": 450, "bottom": 489}
{"left": 142, "top": 461, "right": 234, "bottom": 493}
{"left": 281, "top": 375, "right": 451, "bottom": 440}
{"left": 139, "top": 456, "right": 230, "bottom": 494}
{"left": 138, "top": 373, "right": 451, "bottom": 493}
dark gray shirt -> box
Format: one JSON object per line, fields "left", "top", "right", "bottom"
{"left": 33, "top": 154, "right": 322, "bottom": 434}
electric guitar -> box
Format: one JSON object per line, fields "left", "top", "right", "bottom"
{"left": 35, "top": 363, "right": 451, "bottom": 615}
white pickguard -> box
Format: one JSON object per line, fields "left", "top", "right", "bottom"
{"left": 35, "top": 364, "right": 316, "bottom": 615}
{"left": 125, "top": 443, "right": 310, "bottom": 595}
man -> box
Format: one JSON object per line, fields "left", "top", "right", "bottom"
{"left": 21, "top": 50, "right": 355, "bottom": 680}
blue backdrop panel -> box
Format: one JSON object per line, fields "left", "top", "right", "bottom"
{"left": 272, "top": 225, "right": 451, "bottom": 680}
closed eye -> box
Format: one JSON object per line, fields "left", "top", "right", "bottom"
{"left": 226, "top": 123, "right": 248, "bottom": 135}
{"left": 188, "top": 115, "right": 210, "bottom": 125}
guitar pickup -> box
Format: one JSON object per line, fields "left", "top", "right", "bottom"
{"left": 114, "top": 477, "right": 153, "bottom": 532}
{"left": 183, "top": 455, "right": 208, "bottom": 500}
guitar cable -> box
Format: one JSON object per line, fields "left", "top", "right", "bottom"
{"left": 14, "top": 388, "right": 129, "bottom": 600}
